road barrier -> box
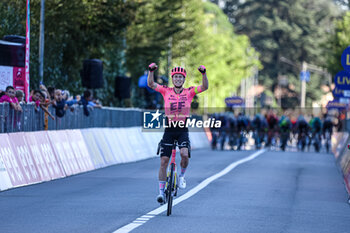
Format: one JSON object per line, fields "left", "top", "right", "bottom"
{"left": 0, "top": 127, "right": 209, "bottom": 191}
{"left": 0, "top": 103, "right": 143, "bottom": 133}
{"left": 332, "top": 132, "right": 350, "bottom": 200}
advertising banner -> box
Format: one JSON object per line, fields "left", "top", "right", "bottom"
{"left": 26, "top": 132, "right": 65, "bottom": 180}
{"left": 128, "top": 127, "right": 151, "bottom": 160}
{"left": 25, "top": 132, "right": 52, "bottom": 181}
{"left": 92, "top": 129, "right": 116, "bottom": 165}
{"left": 8, "top": 133, "right": 42, "bottom": 184}
{"left": 0, "top": 134, "right": 13, "bottom": 190}
{"left": 0, "top": 134, "right": 27, "bottom": 187}
{"left": 341, "top": 46, "right": 350, "bottom": 72}
{"left": 80, "top": 129, "right": 106, "bottom": 168}
{"left": 326, "top": 100, "right": 348, "bottom": 110}
{"left": 225, "top": 96, "right": 244, "bottom": 107}
{"left": 334, "top": 70, "right": 350, "bottom": 90}
{"left": 104, "top": 128, "right": 128, "bottom": 163}
{"left": 47, "top": 131, "right": 79, "bottom": 176}
{"left": 0, "top": 66, "right": 26, "bottom": 95}
{"left": 65, "top": 130, "right": 94, "bottom": 172}
{"left": 115, "top": 127, "right": 136, "bottom": 162}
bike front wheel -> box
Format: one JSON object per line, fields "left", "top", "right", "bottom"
{"left": 167, "top": 163, "right": 174, "bottom": 216}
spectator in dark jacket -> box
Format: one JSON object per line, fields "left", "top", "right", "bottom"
{"left": 79, "top": 90, "right": 92, "bottom": 116}
{"left": 52, "top": 89, "right": 68, "bottom": 118}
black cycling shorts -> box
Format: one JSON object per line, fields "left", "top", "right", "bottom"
{"left": 158, "top": 127, "right": 191, "bottom": 158}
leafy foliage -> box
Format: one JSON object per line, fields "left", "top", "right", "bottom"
{"left": 212, "top": 0, "right": 341, "bottom": 107}
{"left": 327, "top": 11, "right": 350, "bottom": 76}
{"left": 0, "top": 0, "right": 259, "bottom": 107}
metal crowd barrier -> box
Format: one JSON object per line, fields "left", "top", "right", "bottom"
{"left": 0, "top": 103, "right": 143, "bottom": 133}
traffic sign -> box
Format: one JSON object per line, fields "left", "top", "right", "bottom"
{"left": 300, "top": 71, "right": 310, "bottom": 82}
{"left": 341, "top": 46, "right": 350, "bottom": 72}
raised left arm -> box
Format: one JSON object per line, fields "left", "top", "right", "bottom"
{"left": 198, "top": 65, "right": 208, "bottom": 91}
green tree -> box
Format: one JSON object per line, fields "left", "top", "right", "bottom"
{"left": 211, "top": 0, "right": 340, "bottom": 107}
{"left": 0, "top": 0, "right": 135, "bottom": 105}
{"left": 166, "top": 1, "right": 260, "bottom": 108}
{"left": 327, "top": 11, "right": 350, "bottom": 76}
{"left": 0, "top": 0, "right": 259, "bottom": 108}
{"left": 125, "top": 0, "right": 188, "bottom": 80}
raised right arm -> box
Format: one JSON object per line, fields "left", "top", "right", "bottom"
{"left": 147, "top": 63, "right": 158, "bottom": 90}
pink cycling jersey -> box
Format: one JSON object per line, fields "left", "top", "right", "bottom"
{"left": 155, "top": 84, "right": 203, "bottom": 122}
{"left": 0, "top": 95, "right": 13, "bottom": 103}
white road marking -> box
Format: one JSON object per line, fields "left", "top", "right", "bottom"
{"left": 113, "top": 149, "right": 266, "bottom": 233}
{"left": 132, "top": 221, "right": 146, "bottom": 224}
{"left": 135, "top": 218, "right": 149, "bottom": 221}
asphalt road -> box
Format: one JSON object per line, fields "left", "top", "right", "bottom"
{"left": 0, "top": 149, "right": 349, "bottom": 233}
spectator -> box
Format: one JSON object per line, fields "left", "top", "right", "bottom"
{"left": 88, "top": 98, "right": 102, "bottom": 109}
{"left": 39, "top": 84, "right": 51, "bottom": 100}
{"left": 79, "top": 90, "right": 92, "bottom": 116}
{"left": 52, "top": 89, "right": 68, "bottom": 118}
{"left": 63, "top": 90, "right": 77, "bottom": 107}
{"left": 0, "top": 86, "right": 22, "bottom": 112}
{"left": 16, "top": 90, "right": 26, "bottom": 104}
{"left": 29, "top": 90, "right": 55, "bottom": 120}
{"left": 76, "top": 95, "right": 81, "bottom": 102}
{"left": 47, "top": 86, "right": 56, "bottom": 101}
{"left": 29, "top": 90, "right": 43, "bottom": 111}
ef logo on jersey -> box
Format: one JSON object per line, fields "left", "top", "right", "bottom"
{"left": 170, "top": 102, "right": 185, "bottom": 111}
{"left": 143, "top": 110, "right": 163, "bottom": 129}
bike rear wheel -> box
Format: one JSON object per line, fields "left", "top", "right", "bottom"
{"left": 167, "top": 163, "right": 174, "bottom": 216}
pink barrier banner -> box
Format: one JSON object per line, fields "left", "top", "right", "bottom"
{"left": 8, "top": 133, "right": 42, "bottom": 184}
{"left": 38, "top": 132, "right": 65, "bottom": 178}
{"left": 0, "top": 134, "right": 27, "bottom": 187}
{"left": 129, "top": 127, "right": 152, "bottom": 160}
{"left": 25, "top": 133, "right": 51, "bottom": 181}
{"left": 0, "top": 134, "right": 13, "bottom": 190}
{"left": 65, "top": 130, "right": 94, "bottom": 172}
{"left": 106, "top": 128, "right": 129, "bottom": 163}
{"left": 80, "top": 129, "right": 106, "bottom": 168}
{"left": 332, "top": 132, "right": 349, "bottom": 159}
{"left": 26, "top": 132, "right": 65, "bottom": 180}
{"left": 93, "top": 129, "right": 116, "bottom": 165}
{"left": 47, "top": 131, "right": 80, "bottom": 176}
{"left": 114, "top": 128, "right": 135, "bottom": 162}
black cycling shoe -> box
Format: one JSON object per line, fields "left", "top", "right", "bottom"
{"left": 157, "top": 194, "right": 165, "bottom": 204}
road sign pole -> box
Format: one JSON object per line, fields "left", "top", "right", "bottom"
{"left": 301, "top": 61, "right": 307, "bottom": 108}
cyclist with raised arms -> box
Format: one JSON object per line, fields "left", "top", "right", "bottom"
{"left": 148, "top": 63, "right": 209, "bottom": 203}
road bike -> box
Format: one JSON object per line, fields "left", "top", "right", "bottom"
{"left": 157, "top": 140, "right": 179, "bottom": 216}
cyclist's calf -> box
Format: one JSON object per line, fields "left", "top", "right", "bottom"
{"left": 159, "top": 156, "right": 170, "bottom": 181}
{"left": 180, "top": 148, "right": 189, "bottom": 168}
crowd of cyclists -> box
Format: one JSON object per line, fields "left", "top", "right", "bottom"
{"left": 209, "top": 110, "right": 338, "bottom": 153}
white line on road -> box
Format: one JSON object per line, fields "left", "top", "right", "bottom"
{"left": 113, "top": 149, "right": 266, "bottom": 233}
